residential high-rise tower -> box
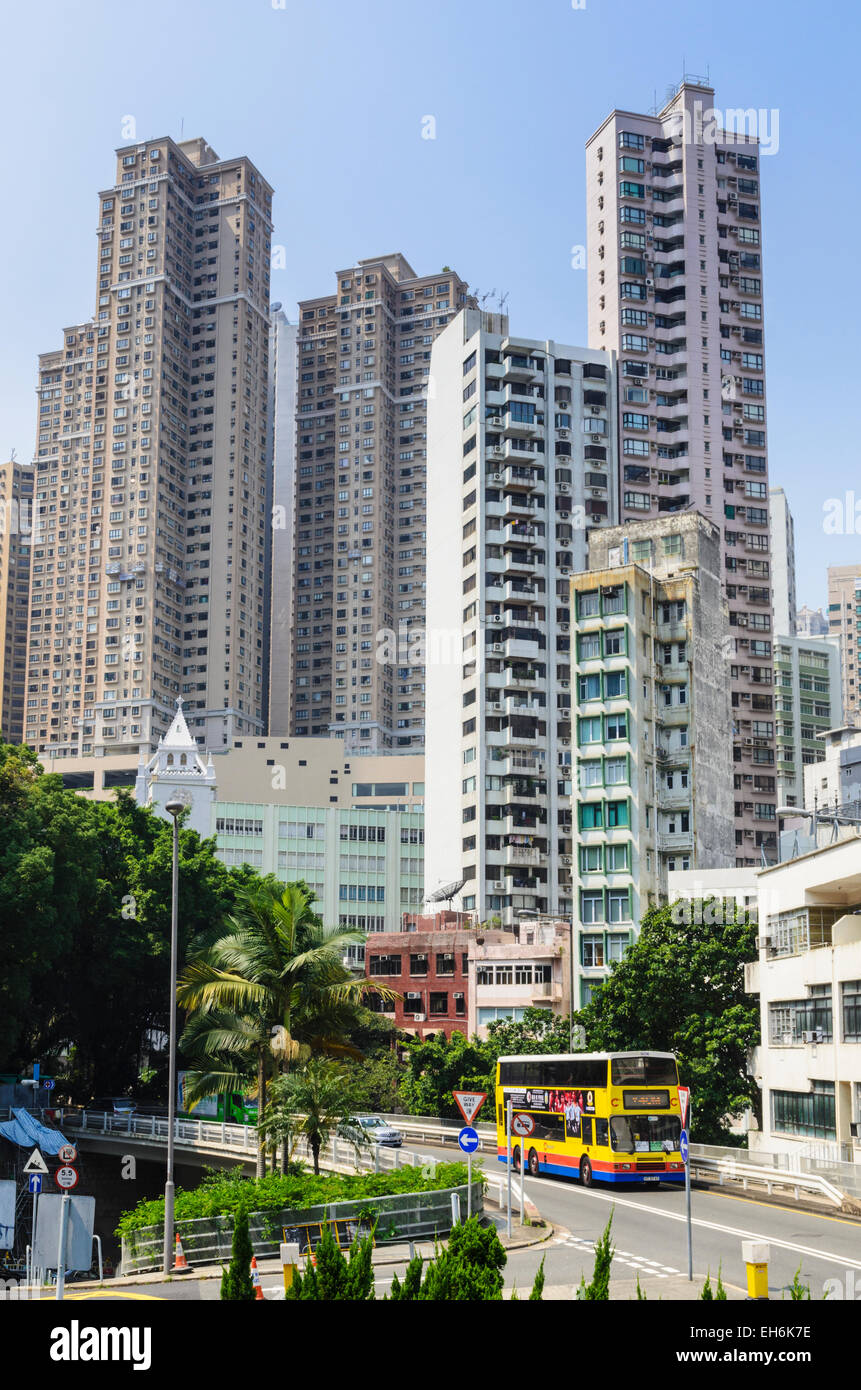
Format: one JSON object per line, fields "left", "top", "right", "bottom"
{"left": 26, "top": 136, "right": 274, "bottom": 757}
{"left": 587, "top": 81, "right": 776, "bottom": 865}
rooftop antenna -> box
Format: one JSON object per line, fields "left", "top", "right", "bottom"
{"left": 180, "top": 117, "right": 185, "bottom": 140}
{"left": 9, "top": 448, "right": 16, "bottom": 463}
{"left": 497, "top": 291, "right": 509, "bottom": 314}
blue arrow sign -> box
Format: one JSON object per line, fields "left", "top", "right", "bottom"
{"left": 28, "top": 1174, "right": 42, "bottom": 1195}
{"left": 458, "top": 1126, "right": 480, "bottom": 1154}
{"left": 680, "top": 1130, "right": 689, "bottom": 1164}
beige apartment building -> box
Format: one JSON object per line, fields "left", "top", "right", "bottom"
{"left": 0, "top": 459, "right": 34, "bottom": 742}
{"left": 281, "top": 253, "right": 471, "bottom": 752}
{"left": 827, "top": 565, "right": 861, "bottom": 726}
{"left": 586, "top": 81, "right": 776, "bottom": 865}
{"left": 27, "top": 136, "right": 274, "bottom": 758}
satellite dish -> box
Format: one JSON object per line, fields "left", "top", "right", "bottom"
{"left": 427, "top": 878, "right": 466, "bottom": 905}
{"left": 270, "top": 301, "right": 282, "bottom": 312}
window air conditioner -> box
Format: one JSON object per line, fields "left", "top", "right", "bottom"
{"left": 412, "top": 1013, "right": 426, "bottom": 1022}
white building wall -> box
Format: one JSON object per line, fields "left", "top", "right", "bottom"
{"left": 268, "top": 310, "right": 299, "bottom": 735}
{"left": 769, "top": 488, "right": 797, "bottom": 638}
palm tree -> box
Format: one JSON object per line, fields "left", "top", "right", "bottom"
{"left": 177, "top": 881, "right": 397, "bottom": 1176}
{"left": 263, "top": 1059, "right": 355, "bottom": 1175}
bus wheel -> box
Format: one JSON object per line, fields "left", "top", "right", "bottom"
{"left": 528, "top": 1149, "right": 540, "bottom": 1177}
{"left": 512, "top": 1145, "right": 521, "bottom": 1173}
{"left": 580, "top": 1157, "right": 593, "bottom": 1188}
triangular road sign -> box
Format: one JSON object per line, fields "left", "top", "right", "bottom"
{"left": 678, "top": 1086, "right": 690, "bottom": 1130}
{"left": 23, "top": 1147, "right": 49, "bottom": 1175}
{"left": 453, "top": 1091, "right": 487, "bottom": 1125}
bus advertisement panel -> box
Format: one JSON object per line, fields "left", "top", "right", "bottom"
{"left": 494, "top": 1052, "right": 684, "bottom": 1187}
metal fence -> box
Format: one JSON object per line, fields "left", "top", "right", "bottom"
{"left": 692, "top": 1141, "right": 861, "bottom": 1203}
{"left": 120, "top": 1177, "right": 484, "bottom": 1275}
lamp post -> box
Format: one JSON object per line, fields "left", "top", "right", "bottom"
{"left": 163, "top": 795, "right": 185, "bottom": 1275}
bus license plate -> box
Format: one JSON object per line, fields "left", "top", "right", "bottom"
{"left": 642, "top": 1176, "right": 660, "bottom": 1183}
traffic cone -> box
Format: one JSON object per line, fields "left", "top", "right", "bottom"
{"left": 172, "top": 1232, "right": 192, "bottom": 1273}
{"left": 251, "top": 1255, "right": 264, "bottom": 1300}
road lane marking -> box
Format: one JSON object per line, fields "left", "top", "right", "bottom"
{"left": 524, "top": 1175, "right": 861, "bottom": 1270}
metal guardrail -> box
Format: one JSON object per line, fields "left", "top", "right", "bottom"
{"left": 690, "top": 1155, "right": 846, "bottom": 1208}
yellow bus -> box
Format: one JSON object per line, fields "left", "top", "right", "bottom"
{"left": 495, "top": 1051, "right": 685, "bottom": 1187}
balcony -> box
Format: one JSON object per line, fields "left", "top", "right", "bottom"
{"left": 658, "top": 831, "right": 693, "bottom": 852}
{"left": 531, "top": 981, "right": 563, "bottom": 1003}
{"left": 505, "top": 844, "right": 543, "bottom": 868}
{"left": 504, "top": 579, "right": 537, "bottom": 603}
{"left": 503, "top": 522, "right": 539, "bottom": 547}
{"left": 504, "top": 696, "right": 542, "bottom": 720}
{"left": 503, "top": 635, "right": 541, "bottom": 661}
{"left": 502, "top": 353, "right": 539, "bottom": 383}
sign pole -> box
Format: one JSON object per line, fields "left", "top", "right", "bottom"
{"left": 506, "top": 1098, "right": 513, "bottom": 1238}
{"left": 685, "top": 1099, "right": 693, "bottom": 1281}
{"left": 55, "top": 1193, "right": 70, "bottom": 1301}
{"left": 467, "top": 1150, "right": 472, "bottom": 1219}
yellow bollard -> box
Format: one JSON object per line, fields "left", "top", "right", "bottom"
{"left": 281, "top": 1242, "right": 301, "bottom": 1293}
{"left": 742, "top": 1240, "right": 770, "bottom": 1300}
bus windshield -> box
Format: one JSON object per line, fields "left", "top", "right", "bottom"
{"left": 611, "top": 1056, "right": 678, "bottom": 1086}
{"left": 610, "top": 1114, "right": 681, "bottom": 1153}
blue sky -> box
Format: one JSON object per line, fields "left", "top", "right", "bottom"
{"left": 2, "top": 0, "right": 857, "bottom": 605}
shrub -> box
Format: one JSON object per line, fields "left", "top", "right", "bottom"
{"left": 578, "top": 1214, "right": 614, "bottom": 1300}
{"left": 221, "top": 1209, "right": 255, "bottom": 1301}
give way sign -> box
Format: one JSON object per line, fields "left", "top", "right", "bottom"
{"left": 452, "top": 1091, "right": 487, "bottom": 1125}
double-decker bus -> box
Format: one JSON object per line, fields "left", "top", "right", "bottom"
{"left": 495, "top": 1051, "right": 684, "bottom": 1186}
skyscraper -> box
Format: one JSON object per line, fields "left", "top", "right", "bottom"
{"left": 424, "top": 307, "right": 616, "bottom": 928}
{"left": 769, "top": 486, "right": 797, "bottom": 637}
{"left": 26, "top": 136, "right": 274, "bottom": 758}
{"left": 285, "top": 253, "right": 471, "bottom": 752}
{"left": 586, "top": 81, "right": 776, "bottom": 866}
{"left": 0, "top": 458, "right": 34, "bottom": 742}
{"left": 827, "top": 564, "right": 861, "bottom": 725}
{"left": 267, "top": 304, "right": 299, "bottom": 735}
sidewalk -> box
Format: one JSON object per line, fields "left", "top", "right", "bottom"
{"left": 513, "top": 1275, "right": 748, "bottom": 1301}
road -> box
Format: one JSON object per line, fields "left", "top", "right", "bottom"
{"left": 95, "top": 1139, "right": 861, "bottom": 1301}
{"left": 407, "top": 1140, "right": 861, "bottom": 1299}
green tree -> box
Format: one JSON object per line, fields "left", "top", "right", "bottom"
{"left": 178, "top": 881, "right": 396, "bottom": 1175}
{"left": 578, "top": 1214, "right": 614, "bottom": 1300}
{"left": 398, "top": 1008, "right": 566, "bottom": 1119}
{"left": 262, "top": 1058, "right": 355, "bottom": 1175}
{"left": 221, "top": 1208, "right": 255, "bottom": 1301}
{"left": 0, "top": 741, "right": 252, "bottom": 1095}
{"left": 576, "top": 900, "right": 760, "bottom": 1143}
{"left": 284, "top": 1224, "right": 375, "bottom": 1301}
{"left": 529, "top": 1255, "right": 546, "bottom": 1301}
{"left": 417, "top": 1219, "right": 507, "bottom": 1301}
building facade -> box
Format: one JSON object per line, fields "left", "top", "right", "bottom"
{"left": 267, "top": 305, "right": 299, "bottom": 735}
{"left": 286, "top": 253, "right": 471, "bottom": 752}
{"left": 425, "top": 307, "right": 616, "bottom": 929}
{"left": 803, "top": 725, "right": 861, "bottom": 815}
{"left": 746, "top": 837, "right": 861, "bottom": 1163}
{"left": 27, "top": 136, "right": 274, "bottom": 759}
{"left": 586, "top": 81, "right": 775, "bottom": 864}
{"left": 796, "top": 605, "right": 829, "bottom": 639}
{"left": 768, "top": 487, "right": 796, "bottom": 637}
{"left": 827, "top": 565, "right": 861, "bottom": 726}
{"left": 572, "top": 513, "right": 735, "bottom": 1003}
{"left": 0, "top": 459, "right": 34, "bottom": 742}
{"left": 774, "top": 636, "right": 842, "bottom": 808}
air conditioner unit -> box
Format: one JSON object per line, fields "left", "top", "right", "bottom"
{"left": 412, "top": 1013, "right": 426, "bottom": 1023}
{"left": 801, "top": 1030, "right": 816, "bottom": 1044}
{"left": 559, "top": 429, "right": 570, "bottom": 440}
{"left": 491, "top": 614, "right": 503, "bottom": 624}
{"left": 560, "top": 569, "right": 571, "bottom": 578}
{"left": 561, "top": 737, "right": 571, "bottom": 747}
{"left": 560, "top": 679, "right": 570, "bottom": 689}
{"left": 493, "top": 446, "right": 505, "bottom": 458}
{"left": 559, "top": 483, "right": 570, "bottom": 494}
{"left": 406, "top": 992, "right": 421, "bottom": 1001}
{"left": 488, "top": 416, "right": 503, "bottom": 427}
{"left": 561, "top": 856, "right": 573, "bottom": 865}
{"left": 492, "top": 642, "right": 503, "bottom": 653}
{"left": 561, "top": 623, "right": 570, "bottom": 633}
{"left": 590, "top": 406, "right": 601, "bottom": 416}
{"left": 645, "top": 278, "right": 654, "bottom": 288}
{"left": 755, "top": 937, "right": 770, "bottom": 950}
{"left": 493, "top": 472, "right": 504, "bottom": 483}
{"left": 453, "top": 992, "right": 464, "bottom": 1000}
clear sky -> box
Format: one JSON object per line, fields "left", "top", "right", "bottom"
{"left": 2, "top": 0, "right": 857, "bottom": 607}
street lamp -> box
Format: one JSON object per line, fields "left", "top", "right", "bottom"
{"left": 163, "top": 795, "right": 186, "bottom": 1275}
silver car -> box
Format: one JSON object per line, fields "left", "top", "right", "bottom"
{"left": 339, "top": 1114, "right": 404, "bottom": 1148}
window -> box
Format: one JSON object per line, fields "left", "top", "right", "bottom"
{"left": 605, "top": 670, "right": 627, "bottom": 699}
{"left": 436, "top": 953, "right": 456, "bottom": 976}
{"left": 579, "top": 802, "right": 603, "bottom": 829}
{"left": 579, "top": 717, "right": 602, "bottom": 744}
{"left": 578, "top": 673, "right": 601, "bottom": 702}
{"left": 581, "top": 933, "right": 605, "bottom": 966}
{"left": 580, "top": 845, "right": 603, "bottom": 872}
{"left": 772, "top": 1083, "right": 836, "bottom": 1140}
{"left": 409, "top": 953, "right": 428, "bottom": 976}
{"left": 429, "top": 992, "right": 448, "bottom": 1016}
{"left": 843, "top": 980, "right": 861, "bottom": 1041}
{"left": 604, "top": 756, "right": 628, "bottom": 786}
{"left": 369, "top": 954, "right": 401, "bottom": 976}
{"left": 605, "top": 714, "right": 628, "bottom": 741}
{"left": 577, "top": 590, "right": 599, "bottom": 619}
{"left": 607, "top": 888, "right": 631, "bottom": 922}
{"left": 606, "top": 800, "right": 629, "bottom": 827}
